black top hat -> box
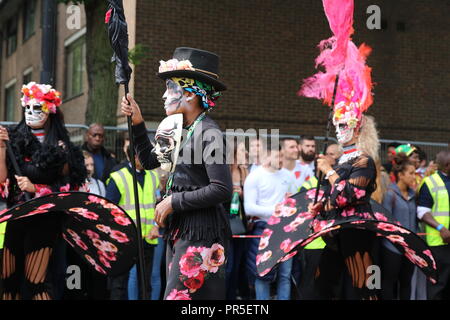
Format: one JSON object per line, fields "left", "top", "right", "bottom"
{"left": 158, "top": 47, "right": 226, "bottom": 91}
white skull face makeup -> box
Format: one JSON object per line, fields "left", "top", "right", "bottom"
{"left": 162, "top": 80, "right": 185, "bottom": 115}
{"left": 24, "top": 104, "right": 49, "bottom": 129}
{"left": 334, "top": 120, "right": 354, "bottom": 144}
{"left": 152, "top": 114, "right": 183, "bottom": 173}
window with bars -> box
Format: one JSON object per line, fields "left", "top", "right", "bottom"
{"left": 65, "top": 36, "right": 86, "bottom": 99}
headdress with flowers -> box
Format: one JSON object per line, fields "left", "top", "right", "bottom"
{"left": 21, "top": 82, "right": 62, "bottom": 114}
{"left": 298, "top": 0, "right": 374, "bottom": 130}
{"left": 159, "top": 59, "right": 221, "bottom": 110}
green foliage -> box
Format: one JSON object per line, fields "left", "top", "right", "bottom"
{"left": 128, "top": 44, "right": 150, "bottom": 66}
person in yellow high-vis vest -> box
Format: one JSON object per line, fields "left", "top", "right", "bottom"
{"left": 106, "top": 146, "right": 160, "bottom": 300}
{"left": 417, "top": 150, "right": 450, "bottom": 300}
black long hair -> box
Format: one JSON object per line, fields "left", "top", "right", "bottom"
{"left": 9, "top": 109, "right": 86, "bottom": 188}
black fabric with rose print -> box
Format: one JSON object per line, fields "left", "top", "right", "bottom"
{"left": 256, "top": 153, "right": 438, "bottom": 286}
{"left": 0, "top": 192, "right": 138, "bottom": 276}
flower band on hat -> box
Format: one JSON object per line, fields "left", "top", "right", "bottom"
{"left": 21, "top": 82, "right": 62, "bottom": 114}
{"left": 171, "top": 77, "right": 221, "bottom": 110}
{"left": 159, "top": 59, "right": 220, "bottom": 79}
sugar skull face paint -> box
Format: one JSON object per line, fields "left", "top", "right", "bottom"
{"left": 162, "top": 79, "right": 184, "bottom": 115}
{"left": 24, "top": 104, "right": 49, "bottom": 129}
{"left": 334, "top": 120, "right": 354, "bottom": 144}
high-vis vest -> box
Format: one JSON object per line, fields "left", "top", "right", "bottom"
{"left": 421, "top": 173, "right": 449, "bottom": 247}
{"left": 109, "top": 167, "right": 160, "bottom": 245}
{"left": 0, "top": 222, "right": 6, "bottom": 249}
{"left": 300, "top": 176, "right": 326, "bottom": 250}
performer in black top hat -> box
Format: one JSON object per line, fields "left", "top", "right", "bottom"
{"left": 121, "top": 47, "right": 232, "bottom": 300}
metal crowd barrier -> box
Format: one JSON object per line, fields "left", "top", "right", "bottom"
{"left": 0, "top": 122, "right": 448, "bottom": 165}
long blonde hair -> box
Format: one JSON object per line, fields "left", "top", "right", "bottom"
{"left": 356, "top": 115, "right": 380, "bottom": 162}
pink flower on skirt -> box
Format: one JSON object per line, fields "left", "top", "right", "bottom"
{"left": 37, "top": 203, "right": 56, "bottom": 211}
{"left": 280, "top": 250, "right": 298, "bottom": 262}
{"left": 98, "top": 254, "right": 112, "bottom": 268}
{"left": 267, "top": 216, "right": 281, "bottom": 225}
{"left": 96, "top": 224, "right": 112, "bottom": 234}
{"left": 75, "top": 239, "right": 88, "bottom": 250}
{"left": 280, "top": 239, "right": 292, "bottom": 253}
{"left": 259, "top": 268, "right": 272, "bottom": 277}
{"left": 423, "top": 249, "right": 437, "bottom": 270}
{"left": 353, "top": 188, "right": 366, "bottom": 199}
{"left": 114, "top": 215, "right": 132, "bottom": 226}
{"left": 374, "top": 212, "right": 388, "bottom": 222}
{"left": 166, "top": 289, "right": 191, "bottom": 300}
{"left": 200, "top": 243, "right": 225, "bottom": 274}
{"left": 0, "top": 214, "right": 12, "bottom": 223}
{"left": 85, "top": 229, "right": 100, "bottom": 239}
{"left": 179, "top": 251, "right": 202, "bottom": 278}
{"left": 110, "top": 230, "right": 130, "bottom": 243}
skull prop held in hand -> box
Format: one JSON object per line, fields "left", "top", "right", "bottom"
{"left": 152, "top": 113, "right": 183, "bottom": 173}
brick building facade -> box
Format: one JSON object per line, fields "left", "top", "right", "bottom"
{"left": 133, "top": 0, "right": 450, "bottom": 143}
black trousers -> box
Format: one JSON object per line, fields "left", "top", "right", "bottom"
{"left": 108, "top": 241, "right": 154, "bottom": 300}
{"left": 298, "top": 249, "right": 323, "bottom": 300}
{"left": 2, "top": 213, "right": 63, "bottom": 300}
{"left": 380, "top": 246, "right": 414, "bottom": 300}
{"left": 427, "top": 245, "right": 450, "bottom": 300}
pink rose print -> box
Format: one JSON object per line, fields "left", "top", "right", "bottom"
{"left": 374, "top": 212, "right": 388, "bottom": 222}
{"left": 377, "top": 222, "right": 410, "bottom": 234}
{"left": 100, "top": 250, "right": 117, "bottom": 262}
{"left": 0, "top": 179, "right": 10, "bottom": 198}
{"left": 179, "top": 250, "right": 203, "bottom": 278}
{"left": 59, "top": 184, "right": 70, "bottom": 192}
{"left": 37, "top": 203, "right": 56, "bottom": 211}
{"left": 98, "top": 254, "right": 111, "bottom": 268}
{"left": 57, "top": 193, "right": 71, "bottom": 197}
{"left": 280, "top": 239, "right": 292, "bottom": 253}
{"left": 386, "top": 234, "right": 407, "bottom": 247}
{"left": 350, "top": 221, "right": 366, "bottom": 224}
{"left": 69, "top": 208, "right": 99, "bottom": 220}
{"left": 110, "top": 230, "right": 130, "bottom": 243}
{"left": 200, "top": 243, "right": 225, "bottom": 274}
{"left": 259, "top": 268, "right": 272, "bottom": 277}
{"left": 62, "top": 233, "right": 75, "bottom": 248}
{"left": 183, "top": 271, "right": 206, "bottom": 293}
{"left": 84, "top": 254, "right": 96, "bottom": 266}
{"left": 256, "top": 254, "right": 262, "bottom": 266}
{"left": 404, "top": 248, "right": 428, "bottom": 268}
{"left": 283, "top": 217, "right": 306, "bottom": 233}
{"left": 114, "top": 215, "right": 132, "bottom": 226}
{"left": 341, "top": 207, "right": 355, "bottom": 217}
{"left": 353, "top": 188, "right": 366, "bottom": 199}
{"left": 35, "top": 185, "right": 52, "bottom": 197}
{"left": 0, "top": 214, "right": 12, "bottom": 223}
{"left": 92, "top": 238, "right": 117, "bottom": 253}
{"left": 423, "top": 249, "right": 437, "bottom": 270}
{"left": 166, "top": 289, "right": 192, "bottom": 300}
{"left": 85, "top": 229, "right": 100, "bottom": 240}
{"left": 267, "top": 216, "right": 281, "bottom": 225}
{"left": 259, "top": 250, "right": 272, "bottom": 264}
{"left": 289, "top": 239, "right": 303, "bottom": 251}
{"left": 306, "top": 189, "right": 324, "bottom": 200}
{"left": 297, "top": 211, "right": 315, "bottom": 220}
{"left": 88, "top": 195, "right": 102, "bottom": 204}
{"left": 336, "top": 195, "right": 348, "bottom": 207}
{"left": 258, "top": 237, "right": 269, "bottom": 250}
{"left": 280, "top": 250, "right": 298, "bottom": 263}
{"left": 75, "top": 239, "right": 88, "bottom": 250}
{"left": 96, "top": 224, "right": 112, "bottom": 234}
{"left": 336, "top": 180, "right": 346, "bottom": 192}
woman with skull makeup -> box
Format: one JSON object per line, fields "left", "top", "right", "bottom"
{"left": 121, "top": 48, "right": 232, "bottom": 300}
{"left": 0, "top": 82, "right": 87, "bottom": 299}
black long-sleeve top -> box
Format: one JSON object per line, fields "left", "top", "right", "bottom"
{"left": 132, "top": 115, "right": 233, "bottom": 241}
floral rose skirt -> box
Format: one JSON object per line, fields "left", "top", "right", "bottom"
{"left": 164, "top": 238, "right": 227, "bottom": 300}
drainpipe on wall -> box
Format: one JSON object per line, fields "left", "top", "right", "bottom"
{"left": 40, "top": 0, "right": 57, "bottom": 85}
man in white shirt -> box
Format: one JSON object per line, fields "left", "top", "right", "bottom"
{"left": 281, "top": 138, "right": 311, "bottom": 191}
{"left": 298, "top": 135, "right": 316, "bottom": 180}
{"left": 244, "top": 144, "right": 297, "bottom": 300}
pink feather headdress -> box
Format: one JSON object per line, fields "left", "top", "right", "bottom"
{"left": 299, "top": 0, "right": 373, "bottom": 129}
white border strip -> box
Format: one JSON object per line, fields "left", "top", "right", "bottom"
{"left": 5, "top": 78, "right": 16, "bottom": 89}
{"left": 64, "top": 26, "right": 86, "bottom": 47}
